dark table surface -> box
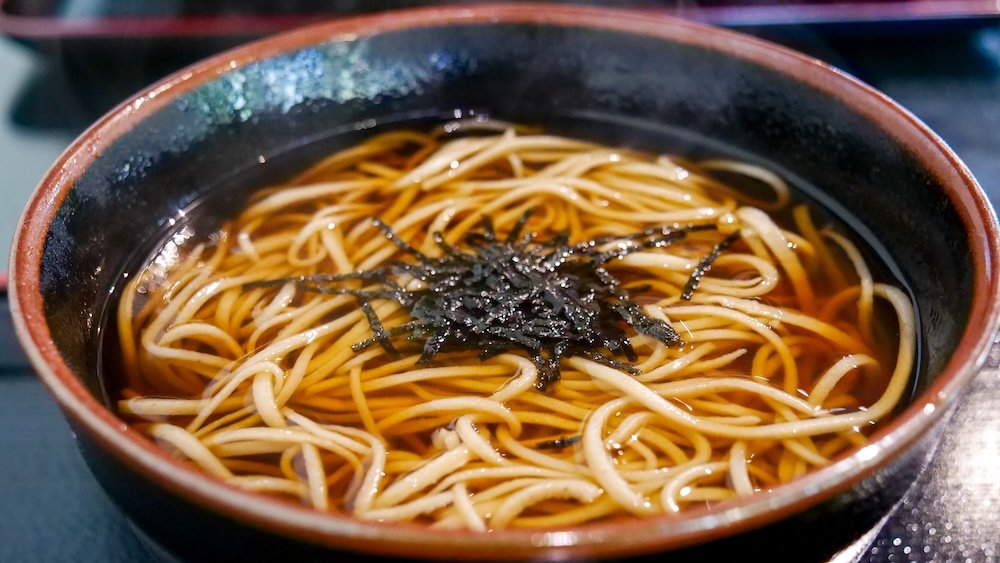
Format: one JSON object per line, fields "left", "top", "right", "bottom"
{"left": 1, "top": 17, "right": 999, "bottom": 563}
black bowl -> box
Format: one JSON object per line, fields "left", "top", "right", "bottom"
{"left": 10, "top": 5, "right": 1000, "bottom": 562}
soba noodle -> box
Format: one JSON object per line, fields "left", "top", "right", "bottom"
{"left": 115, "top": 125, "right": 915, "bottom": 529}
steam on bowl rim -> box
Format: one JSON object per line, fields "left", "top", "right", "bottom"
{"left": 9, "top": 4, "right": 1000, "bottom": 560}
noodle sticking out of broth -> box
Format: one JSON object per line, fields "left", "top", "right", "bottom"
{"left": 116, "top": 125, "right": 915, "bottom": 530}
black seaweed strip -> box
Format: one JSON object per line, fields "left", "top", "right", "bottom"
{"left": 372, "top": 217, "right": 432, "bottom": 263}
{"left": 505, "top": 209, "right": 535, "bottom": 244}
{"left": 536, "top": 435, "right": 581, "bottom": 450}
{"left": 357, "top": 299, "right": 398, "bottom": 357}
{"left": 681, "top": 231, "right": 741, "bottom": 300}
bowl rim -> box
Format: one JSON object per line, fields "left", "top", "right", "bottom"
{"left": 9, "top": 3, "right": 1000, "bottom": 560}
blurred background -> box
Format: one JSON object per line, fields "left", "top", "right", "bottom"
{"left": 0, "top": 2, "right": 998, "bottom": 561}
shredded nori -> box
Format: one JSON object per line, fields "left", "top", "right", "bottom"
{"left": 535, "top": 435, "right": 581, "bottom": 450}
{"left": 680, "top": 231, "right": 740, "bottom": 301}
{"left": 250, "top": 212, "right": 719, "bottom": 389}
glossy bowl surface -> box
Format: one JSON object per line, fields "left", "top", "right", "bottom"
{"left": 10, "top": 4, "right": 1000, "bottom": 561}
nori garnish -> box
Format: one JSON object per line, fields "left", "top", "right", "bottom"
{"left": 251, "top": 211, "right": 712, "bottom": 389}
{"left": 680, "top": 231, "right": 740, "bottom": 301}
{"left": 535, "top": 435, "right": 581, "bottom": 450}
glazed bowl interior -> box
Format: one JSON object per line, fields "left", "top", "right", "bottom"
{"left": 12, "top": 5, "right": 999, "bottom": 562}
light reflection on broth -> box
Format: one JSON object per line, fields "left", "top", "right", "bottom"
{"left": 112, "top": 124, "right": 914, "bottom": 530}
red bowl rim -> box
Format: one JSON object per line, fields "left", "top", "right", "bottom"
{"left": 9, "top": 4, "right": 1000, "bottom": 560}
